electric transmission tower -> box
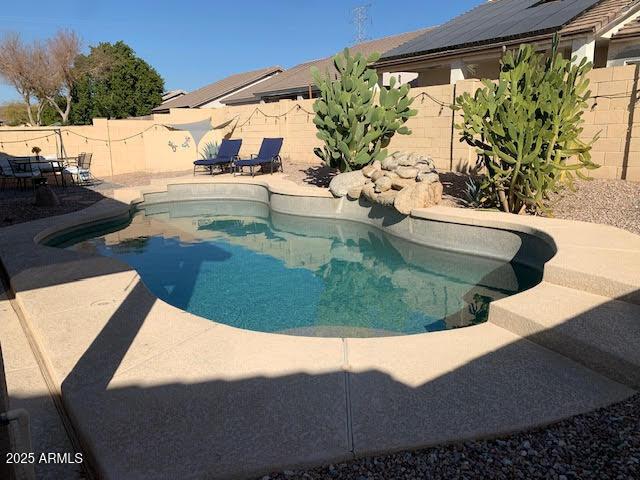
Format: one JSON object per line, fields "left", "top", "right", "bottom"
{"left": 351, "top": 4, "right": 371, "bottom": 45}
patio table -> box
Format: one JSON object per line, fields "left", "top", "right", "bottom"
{"left": 14, "top": 157, "right": 69, "bottom": 187}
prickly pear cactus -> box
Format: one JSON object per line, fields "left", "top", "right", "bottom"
{"left": 311, "top": 48, "right": 417, "bottom": 172}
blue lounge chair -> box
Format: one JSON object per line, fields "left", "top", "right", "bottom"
{"left": 234, "top": 138, "right": 283, "bottom": 176}
{"left": 193, "top": 139, "right": 242, "bottom": 175}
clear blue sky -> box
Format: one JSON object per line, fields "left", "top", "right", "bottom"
{"left": 0, "top": 0, "right": 482, "bottom": 103}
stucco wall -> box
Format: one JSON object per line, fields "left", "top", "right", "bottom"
{"left": 0, "top": 65, "right": 637, "bottom": 180}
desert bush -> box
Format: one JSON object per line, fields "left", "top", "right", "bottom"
{"left": 454, "top": 36, "right": 599, "bottom": 214}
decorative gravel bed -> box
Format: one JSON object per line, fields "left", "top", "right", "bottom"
{"left": 549, "top": 178, "right": 640, "bottom": 235}
{"left": 261, "top": 394, "right": 639, "bottom": 480}
{"left": 0, "top": 186, "right": 105, "bottom": 227}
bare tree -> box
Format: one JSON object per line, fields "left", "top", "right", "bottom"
{"left": 29, "top": 41, "right": 58, "bottom": 125}
{"left": 0, "top": 33, "right": 36, "bottom": 125}
{"left": 46, "top": 30, "right": 80, "bottom": 124}
{"left": 0, "top": 30, "right": 80, "bottom": 126}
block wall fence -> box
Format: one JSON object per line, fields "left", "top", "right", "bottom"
{"left": 0, "top": 65, "right": 638, "bottom": 180}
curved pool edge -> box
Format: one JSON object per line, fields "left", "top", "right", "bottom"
{"left": 111, "top": 175, "right": 640, "bottom": 303}
{"left": 0, "top": 174, "right": 638, "bottom": 480}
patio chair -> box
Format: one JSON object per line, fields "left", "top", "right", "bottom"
{"left": 7, "top": 156, "right": 43, "bottom": 189}
{"left": 233, "top": 138, "right": 284, "bottom": 177}
{"left": 193, "top": 139, "right": 242, "bottom": 175}
{"left": 0, "top": 154, "right": 14, "bottom": 190}
{"left": 64, "top": 153, "right": 96, "bottom": 185}
{"left": 32, "top": 154, "right": 66, "bottom": 187}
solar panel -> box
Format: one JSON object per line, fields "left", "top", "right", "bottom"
{"left": 381, "top": 0, "right": 602, "bottom": 60}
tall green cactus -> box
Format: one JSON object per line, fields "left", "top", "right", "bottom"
{"left": 311, "top": 48, "right": 416, "bottom": 172}
{"left": 454, "top": 35, "right": 599, "bottom": 215}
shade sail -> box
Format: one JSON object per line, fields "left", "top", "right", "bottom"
{"left": 164, "top": 118, "right": 212, "bottom": 146}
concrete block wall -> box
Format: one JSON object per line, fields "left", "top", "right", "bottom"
{"left": 582, "top": 65, "right": 639, "bottom": 181}
{"left": 0, "top": 65, "right": 637, "bottom": 180}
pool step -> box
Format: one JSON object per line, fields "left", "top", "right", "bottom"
{"left": 490, "top": 282, "right": 640, "bottom": 389}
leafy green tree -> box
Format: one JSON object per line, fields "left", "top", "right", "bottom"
{"left": 0, "top": 101, "right": 34, "bottom": 126}
{"left": 454, "top": 36, "right": 599, "bottom": 214}
{"left": 311, "top": 48, "right": 416, "bottom": 172}
{"left": 69, "top": 41, "right": 164, "bottom": 124}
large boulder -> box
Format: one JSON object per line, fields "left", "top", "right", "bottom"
{"left": 35, "top": 184, "right": 60, "bottom": 207}
{"left": 362, "top": 183, "right": 397, "bottom": 206}
{"left": 394, "top": 181, "right": 443, "bottom": 215}
{"left": 381, "top": 156, "right": 399, "bottom": 171}
{"left": 371, "top": 170, "right": 385, "bottom": 181}
{"left": 391, "top": 178, "right": 416, "bottom": 190}
{"left": 329, "top": 170, "right": 367, "bottom": 197}
{"left": 374, "top": 176, "right": 393, "bottom": 192}
{"left": 398, "top": 153, "right": 418, "bottom": 167}
{"left": 362, "top": 160, "right": 381, "bottom": 178}
{"left": 396, "top": 166, "right": 419, "bottom": 179}
{"left": 376, "top": 189, "right": 398, "bottom": 206}
{"left": 347, "top": 185, "right": 363, "bottom": 199}
{"left": 417, "top": 172, "right": 439, "bottom": 184}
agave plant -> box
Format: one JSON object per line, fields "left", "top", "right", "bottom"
{"left": 200, "top": 140, "right": 219, "bottom": 159}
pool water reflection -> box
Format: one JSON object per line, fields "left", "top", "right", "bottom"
{"left": 62, "top": 200, "right": 541, "bottom": 337}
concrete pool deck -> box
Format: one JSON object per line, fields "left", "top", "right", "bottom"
{"left": 0, "top": 173, "right": 639, "bottom": 479}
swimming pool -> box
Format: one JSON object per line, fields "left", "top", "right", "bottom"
{"left": 55, "top": 200, "right": 541, "bottom": 337}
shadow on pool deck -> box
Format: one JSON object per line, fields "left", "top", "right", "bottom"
{"left": 40, "top": 285, "right": 640, "bottom": 478}
{"left": 0, "top": 196, "right": 638, "bottom": 479}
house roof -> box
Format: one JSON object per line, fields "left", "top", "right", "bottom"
{"left": 560, "top": 0, "right": 637, "bottom": 34}
{"left": 153, "top": 66, "right": 282, "bottom": 112}
{"left": 379, "top": 0, "right": 610, "bottom": 62}
{"left": 161, "top": 89, "right": 187, "bottom": 103}
{"left": 221, "top": 29, "right": 430, "bottom": 105}
{"left": 611, "top": 13, "right": 640, "bottom": 39}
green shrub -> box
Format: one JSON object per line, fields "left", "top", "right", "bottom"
{"left": 311, "top": 48, "right": 417, "bottom": 172}
{"left": 453, "top": 35, "right": 599, "bottom": 214}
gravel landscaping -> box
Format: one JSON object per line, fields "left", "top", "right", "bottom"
{"left": 549, "top": 178, "right": 640, "bottom": 236}
{"left": 261, "top": 394, "right": 639, "bottom": 480}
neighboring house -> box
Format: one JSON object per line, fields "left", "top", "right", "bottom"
{"left": 161, "top": 89, "right": 187, "bottom": 104}
{"left": 221, "top": 29, "right": 431, "bottom": 106}
{"left": 152, "top": 66, "right": 283, "bottom": 113}
{"left": 374, "top": 0, "right": 640, "bottom": 86}
{"left": 606, "top": 14, "right": 640, "bottom": 64}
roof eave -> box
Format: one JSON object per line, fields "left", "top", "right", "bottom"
{"left": 373, "top": 29, "right": 594, "bottom": 69}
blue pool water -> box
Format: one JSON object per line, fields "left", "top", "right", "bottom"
{"left": 59, "top": 200, "right": 541, "bottom": 337}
